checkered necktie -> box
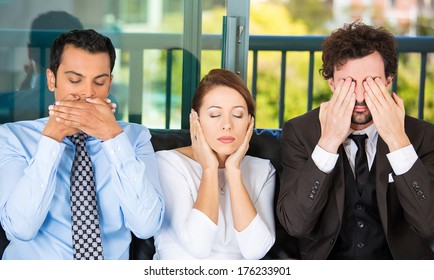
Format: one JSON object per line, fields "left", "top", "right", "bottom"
{"left": 69, "top": 133, "right": 104, "bottom": 260}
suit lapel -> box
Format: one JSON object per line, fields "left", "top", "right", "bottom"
{"left": 375, "top": 137, "right": 392, "bottom": 235}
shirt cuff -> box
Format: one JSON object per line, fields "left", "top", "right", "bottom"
{"left": 189, "top": 208, "right": 218, "bottom": 233}
{"left": 312, "top": 145, "right": 339, "bottom": 173}
{"left": 34, "top": 135, "right": 64, "bottom": 164}
{"left": 386, "top": 144, "right": 418, "bottom": 175}
{"left": 102, "top": 131, "right": 136, "bottom": 166}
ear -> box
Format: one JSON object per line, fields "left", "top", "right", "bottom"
{"left": 327, "top": 78, "right": 335, "bottom": 92}
{"left": 386, "top": 76, "right": 393, "bottom": 89}
{"left": 46, "top": 69, "right": 56, "bottom": 92}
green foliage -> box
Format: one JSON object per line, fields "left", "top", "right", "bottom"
{"left": 148, "top": 0, "right": 434, "bottom": 128}
{"left": 286, "top": 0, "right": 332, "bottom": 33}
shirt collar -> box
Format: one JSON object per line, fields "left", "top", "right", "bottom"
{"left": 348, "top": 123, "right": 378, "bottom": 146}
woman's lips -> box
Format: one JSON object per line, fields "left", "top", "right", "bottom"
{"left": 218, "top": 136, "right": 235, "bottom": 143}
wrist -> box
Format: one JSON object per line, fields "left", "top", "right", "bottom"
{"left": 100, "top": 125, "right": 123, "bottom": 141}
{"left": 385, "top": 135, "right": 411, "bottom": 152}
{"left": 42, "top": 125, "right": 67, "bottom": 143}
{"left": 318, "top": 137, "right": 342, "bottom": 153}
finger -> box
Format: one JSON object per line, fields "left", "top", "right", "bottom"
{"left": 333, "top": 78, "right": 353, "bottom": 106}
{"left": 392, "top": 92, "right": 405, "bottom": 111}
{"left": 319, "top": 102, "right": 328, "bottom": 120}
{"left": 344, "top": 89, "right": 356, "bottom": 116}
{"left": 374, "top": 77, "right": 392, "bottom": 99}
{"left": 189, "top": 110, "right": 196, "bottom": 144}
{"left": 245, "top": 116, "right": 254, "bottom": 143}
{"left": 49, "top": 107, "right": 87, "bottom": 123}
{"left": 365, "top": 77, "right": 390, "bottom": 106}
{"left": 85, "top": 97, "right": 109, "bottom": 106}
{"left": 49, "top": 104, "right": 84, "bottom": 117}
{"left": 194, "top": 111, "right": 205, "bottom": 142}
{"left": 342, "top": 80, "right": 356, "bottom": 111}
{"left": 52, "top": 113, "right": 83, "bottom": 129}
{"left": 364, "top": 89, "right": 380, "bottom": 117}
{"left": 55, "top": 99, "right": 89, "bottom": 109}
{"left": 329, "top": 78, "right": 345, "bottom": 102}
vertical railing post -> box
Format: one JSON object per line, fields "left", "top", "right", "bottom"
{"left": 418, "top": 52, "right": 427, "bottom": 119}
{"left": 279, "top": 51, "right": 287, "bottom": 127}
{"left": 165, "top": 49, "right": 173, "bottom": 128}
{"left": 128, "top": 50, "right": 144, "bottom": 124}
{"left": 225, "top": 0, "right": 250, "bottom": 82}
{"left": 307, "top": 51, "right": 315, "bottom": 111}
{"left": 181, "top": 0, "right": 202, "bottom": 129}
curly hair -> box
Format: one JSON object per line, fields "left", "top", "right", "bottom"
{"left": 319, "top": 20, "right": 397, "bottom": 80}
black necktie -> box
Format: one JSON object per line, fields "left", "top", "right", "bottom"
{"left": 69, "top": 133, "right": 104, "bottom": 260}
{"left": 348, "top": 134, "right": 369, "bottom": 194}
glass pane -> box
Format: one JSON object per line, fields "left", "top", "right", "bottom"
{"left": 0, "top": 0, "right": 228, "bottom": 128}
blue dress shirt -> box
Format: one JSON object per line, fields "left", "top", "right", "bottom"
{"left": 0, "top": 118, "right": 164, "bottom": 259}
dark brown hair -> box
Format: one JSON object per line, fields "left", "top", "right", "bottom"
{"left": 319, "top": 20, "right": 397, "bottom": 80}
{"left": 49, "top": 29, "right": 116, "bottom": 78}
{"left": 192, "top": 69, "right": 255, "bottom": 117}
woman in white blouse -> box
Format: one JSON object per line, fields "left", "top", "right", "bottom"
{"left": 153, "top": 69, "right": 276, "bottom": 259}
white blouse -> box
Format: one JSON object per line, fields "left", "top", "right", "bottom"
{"left": 153, "top": 150, "right": 276, "bottom": 260}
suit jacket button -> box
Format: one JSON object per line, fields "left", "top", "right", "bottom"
{"left": 357, "top": 242, "right": 365, "bottom": 249}
{"left": 355, "top": 203, "right": 363, "bottom": 210}
{"left": 411, "top": 180, "right": 419, "bottom": 188}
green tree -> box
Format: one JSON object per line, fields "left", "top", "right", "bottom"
{"left": 286, "top": 0, "right": 332, "bottom": 33}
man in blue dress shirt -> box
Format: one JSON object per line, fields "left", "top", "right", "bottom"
{"left": 0, "top": 29, "right": 164, "bottom": 259}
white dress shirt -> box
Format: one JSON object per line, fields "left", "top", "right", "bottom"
{"left": 153, "top": 150, "right": 276, "bottom": 260}
{"left": 312, "top": 124, "right": 418, "bottom": 176}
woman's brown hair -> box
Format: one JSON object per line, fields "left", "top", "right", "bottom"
{"left": 192, "top": 69, "right": 255, "bottom": 117}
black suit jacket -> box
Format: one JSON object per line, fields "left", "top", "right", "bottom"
{"left": 277, "top": 108, "right": 434, "bottom": 259}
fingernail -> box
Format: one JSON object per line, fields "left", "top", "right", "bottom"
{"left": 48, "top": 105, "right": 53, "bottom": 111}
{"left": 55, "top": 101, "right": 60, "bottom": 105}
{"left": 106, "top": 99, "right": 111, "bottom": 103}
{"left": 49, "top": 110, "right": 54, "bottom": 115}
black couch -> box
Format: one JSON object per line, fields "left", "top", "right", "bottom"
{"left": 0, "top": 128, "right": 300, "bottom": 259}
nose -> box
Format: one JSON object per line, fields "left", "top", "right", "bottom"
{"left": 355, "top": 83, "right": 365, "bottom": 103}
{"left": 81, "top": 83, "right": 95, "bottom": 99}
{"left": 221, "top": 115, "right": 233, "bottom": 130}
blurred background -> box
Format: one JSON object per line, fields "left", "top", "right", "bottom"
{"left": 0, "top": 0, "right": 433, "bottom": 128}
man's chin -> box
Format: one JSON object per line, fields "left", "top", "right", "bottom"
{"left": 351, "top": 112, "right": 373, "bottom": 126}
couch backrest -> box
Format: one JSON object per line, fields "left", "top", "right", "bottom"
{"left": 0, "top": 128, "right": 299, "bottom": 259}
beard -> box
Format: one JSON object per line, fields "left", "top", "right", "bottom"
{"left": 351, "top": 101, "right": 372, "bottom": 125}
{"left": 352, "top": 111, "right": 372, "bottom": 125}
